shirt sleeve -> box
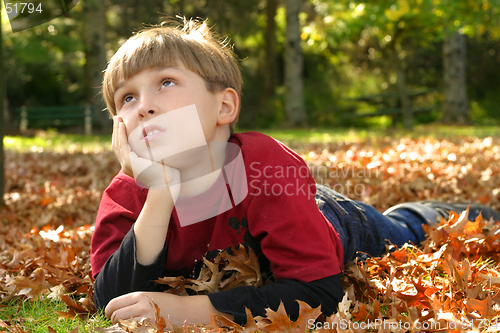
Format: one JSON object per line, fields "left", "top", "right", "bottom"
{"left": 93, "top": 227, "right": 168, "bottom": 310}
{"left": 91, "top": 172, "right": 168, "bottom": 310}
{"left": 91, "top": 172, "right": 149, "bottom": 276}
{"left": 207, "top": 275, "right": 344, "bottom": 325}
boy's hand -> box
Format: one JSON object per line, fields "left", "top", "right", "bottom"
{"left": 112, "top": 116, "right": 134, "bottom": 177}
{"left": 105, "top": 292, "right": 233, "bottom": 326}
{"left": 112, "top": 116, "right": 181, "bottom": 201}
{"left": 105, "top": 292, "right": 176, "bottom": 325}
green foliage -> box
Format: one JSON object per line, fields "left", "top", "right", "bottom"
{"left": 306, "top": 0, "right": 500, "bottom": 127}
{"left": 2, "top": 0, "right": 500, "bottom": 129}
{"left": 0, "top": 297, "right": 111, "bottom": 332}
{"left": 3, "top": 14, "right": 85, "bottom": 112}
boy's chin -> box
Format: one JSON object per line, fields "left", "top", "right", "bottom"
{"left": 134, "top": 145, "right": 212, "bottom": 170}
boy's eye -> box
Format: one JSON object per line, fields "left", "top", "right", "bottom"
{"left": 123, "top": 95, "right": 135, "bottom": 104}
{"left": 162, "top": 79, "right": 175, "bottom": 87}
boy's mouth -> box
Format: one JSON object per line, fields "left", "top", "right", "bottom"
{"left": 141, "top": 124, "right": 165, "bottom": 141}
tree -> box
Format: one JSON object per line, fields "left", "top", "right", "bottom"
{"left": 323, "top": 0, "right": 500, "bottom": 128}
{"left": 388, "top": 36, "right": 414, "bottom": 130}
{"left": 264, "top": 0, "right": 278, "bottom": 98}
{"left": 83, "top": 0, "right": 108, "bottom": 133}
{"left": 434, "top": 0, "right": 500, "bottom": 124}
{"left": 284, "top": 0, "right": 307, "bottom": 126}
{"left": 354, "top": 0, "right": 500, "bottom": 126}
{"left": 360, "top": 0, "right": 437, "bottom": 129}
{"left": 443, "top": 30, "right": 468, "bottom": 124}
{"left": 320, "top": 0, "right": 439, "bottom": 129}
{"left": 1, "top": 7, "right": 5, "bottom": 206}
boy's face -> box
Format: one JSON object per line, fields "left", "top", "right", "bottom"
{"left": 113, "top": 63, "right": 224, "bottom": 167}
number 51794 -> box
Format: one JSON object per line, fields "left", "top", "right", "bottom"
{"left": 5, "top": 3, "right": 43, "bottom": 14}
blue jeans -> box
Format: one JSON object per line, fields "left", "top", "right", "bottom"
{"left": 315, "top": 184, "right": 428, "bottom": 263}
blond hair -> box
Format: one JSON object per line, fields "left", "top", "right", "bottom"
{"left": 102, "top": 18, "right": 242, "bottom": 132}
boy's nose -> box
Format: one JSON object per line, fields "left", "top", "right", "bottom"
{"left": 137, "top": 109, "right": 155, "bottom": 119}
{"left": 137, "top": 100, "right": 158, "bottom": 119}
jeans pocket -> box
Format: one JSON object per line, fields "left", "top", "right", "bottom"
{"left": 316, "top": 185, "right": 348, "bottom": 218}
{"left": 316, "top": 184, "right": 367, "bottom": 223}
{"left": 316, "top": 184, "right": 375, "bottom": 263}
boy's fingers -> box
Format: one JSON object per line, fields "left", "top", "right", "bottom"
{"left": 112, "top": 116, "right": 123, "bottom": 158}
{"left": 112, "top": 117, "right": 130, "bottom": 166}
{"left": 104, "top": 294, "right": 129, "bottom": 318}
{"left": 105, "top": 294, "right": 150, "bottom": 323}
{"left": 118, "top": 121, "right": 128, "bottom": 149}
{"left": 120, "top": 124, "right": 131, "bottom": 163}
{"left": 111, "top": 308, "right": 144, "bottom": 324}
{"left": 104, "top": 296, "right": 117, "bottom": 318}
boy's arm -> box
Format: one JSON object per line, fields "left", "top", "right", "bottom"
{"left": 93, "top": 184, "right": 234, "bottom": 324}
{"left": 92, "top": 188, "right": 174, "bottom": 310}
{"left": 112, "top": 116, "right": 178, "bottom": 266}
{"left": 103, "top": 276, "right": 342, "bottom": 326}
{"left": 101, "top": 264, "right": 342, "bottom": 325}
{"left": 93, "top": 117, "right": 178, "bottom": 309}
{"left": 207, "top": 275, "right": 344, "bottom": 324}
{"left": 93, "top": 224, "right": 167, "bottom": 310}
{"left": 133, "top": 189, "right": 175, "bottom": 265}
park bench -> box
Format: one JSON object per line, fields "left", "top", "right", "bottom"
{"left": 344, "top": 89, "right": 440, "bottom": 126}
{"left": 17, "top": 105, "right": 93, "bottom": 135}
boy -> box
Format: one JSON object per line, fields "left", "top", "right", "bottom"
{"left": 90, "top": 18, "right": 500, "bottom": 325}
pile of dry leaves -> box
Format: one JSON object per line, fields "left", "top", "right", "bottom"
{"left": 1, "top": 134, "right": 500, "bottom": 332}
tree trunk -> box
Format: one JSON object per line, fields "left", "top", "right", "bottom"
{"left": 443, "top": 30, "right": 469, "bottom": 124}
{"left": 264, "top": 0, "right": 278, "bottom": 97}
{"left": 83, "top": 0, "right": 109, "bottom": 133}
{"left": 386, "top": 40, "right": 413, "bottom": 130}
{"left": 0, "top": 11, "right": 5, "bottom": 206}
{"left": 284, "top": 0, "right": 307, "bottom": 127}
{"left": 395, "top": 64, "right": 413, "bottom": 130}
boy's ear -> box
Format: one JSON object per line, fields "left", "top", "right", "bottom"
{"left": 217, "top": 88, "right": 239, "bottom": 126}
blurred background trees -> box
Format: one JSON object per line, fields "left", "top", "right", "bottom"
{"left": 1, "top": 8, "right": 5, "bottom": 205}
{"left": 1, "top": 0, "right": 500, "bottom": 132}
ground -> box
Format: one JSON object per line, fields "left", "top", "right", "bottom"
{"left": 1, "top": 126, "right": 500, "bottom": 332}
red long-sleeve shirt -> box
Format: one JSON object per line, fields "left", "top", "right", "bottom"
{"left": 90, "top": 131, "right": 344, "bottom": 323}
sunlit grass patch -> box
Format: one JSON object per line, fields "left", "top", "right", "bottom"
{"left": 250, "top": 125, "right": 500, "bottom": 145}
{"left": 0, "top": 297, "right": 110, "bottom": 333}
{"left": 4, "top": 131, "right": 112, "bottom": 153}
{"left": 3, "top": 125, "right": 500, "bottom": 153}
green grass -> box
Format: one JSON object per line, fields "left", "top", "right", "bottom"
{"left": 0, "top": 297, "right": 111, "bottom": 333}
{"left": 3, "top": 125, "right": 500, "bottom": 152}
{"left": 246, "top": 125, "right": 500, "bottom": 145}
{"left": 3, "top": 131, "right": 112, "bottom": 152}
